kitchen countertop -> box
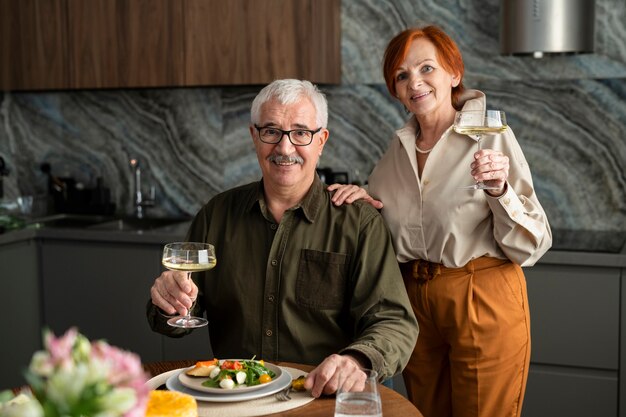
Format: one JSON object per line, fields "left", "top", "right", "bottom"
{"left": 1, "top": 221, "right": 625, "bottom": 267}
{"left": 539, "top": 249, "right": 626, "bottom": 268}
{"left": 0, "top": 218, "right": 191, "bottom": 246}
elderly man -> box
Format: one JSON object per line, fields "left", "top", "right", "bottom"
{"left": 147, "top": 79, "right": 418, "bottom": 397}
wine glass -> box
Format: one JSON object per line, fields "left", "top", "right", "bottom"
{"left": 453, "top": 109, "right": 507, "bottom": 190}
{"left": 161, "top": 242, "right": 216, "bottom": 328}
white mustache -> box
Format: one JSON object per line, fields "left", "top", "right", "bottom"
{"left": 267, "top": 154, "right": 304, "bottom": 164}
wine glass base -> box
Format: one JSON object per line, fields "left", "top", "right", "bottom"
{"left": 167, "top": 316, "right": 208, "bottom": 328}
{"left": 459, "top": 182, "right": 500, "bottom": 191}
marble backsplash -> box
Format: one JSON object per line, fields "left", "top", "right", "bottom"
{"left": 1, "top": 0, "right": 625, "bottom": 232}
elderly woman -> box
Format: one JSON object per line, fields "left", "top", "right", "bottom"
{"left": 330, "top": 26, "right": 552, "bottom": 417}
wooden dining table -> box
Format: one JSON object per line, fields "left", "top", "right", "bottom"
{"left": 144, "top": 360, "right": 424, "bottom": 417}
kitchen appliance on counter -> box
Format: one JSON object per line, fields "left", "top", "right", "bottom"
{"left": 316, "top": 167, "right": 349, "bottom": 185}
{"left": 40, "top": 162, "right": 115, "bottom": 216}
{"left": 0, "top": 157, "right": 24, "bottom": 234}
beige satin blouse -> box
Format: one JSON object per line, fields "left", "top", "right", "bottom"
{"left": 368, "top": 90, "right": 552, "bottom": 267}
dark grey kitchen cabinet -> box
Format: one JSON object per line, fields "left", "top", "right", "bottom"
{"left": 522, "top": 262, "right": 622, "bottom": 417}
{"left": 40, "top": 239, "right": 212, "bottom": 361}
{"left": 0, "top": 239, "right": 42, "bottom": 391}
{"left": 524, "top": 366, "right": 617, "bottom": 416}
{"left": 0, "top": 228, "right": 212, "bottom": 390}
{"left": 40, "top": 240, "right": 165, "bottom": 359}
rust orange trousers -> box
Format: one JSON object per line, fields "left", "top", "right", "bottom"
{"left": 400, "top": 257, "right": 530, "bottom": 417}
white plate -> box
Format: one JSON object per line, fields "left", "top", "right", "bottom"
{"left": 146, "top": 368, "right": 179, "bottom": 390}
{"left": 166, "top": 367, "right": 293, "bottom": 403}
{"left": 178, "top": 361, "right": 283, "bottom": 394}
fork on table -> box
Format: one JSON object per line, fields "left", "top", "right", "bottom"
{"left": 275, "top": 386, "right": 292, "bottom": 401}
{"left": 275, "top": 375, "right": 306, "bottom": 401}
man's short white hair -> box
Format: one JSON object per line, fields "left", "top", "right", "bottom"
{"left": 250, "top": 79, "right": 328, "bottom": 128}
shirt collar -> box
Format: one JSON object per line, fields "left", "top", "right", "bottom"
{"left": 298, "top": 175, "right": 323, "bottom": 223}
{"left": 396, "top": 116, "right": 419, "bottom": 151}
{"left": 246, "top": 180, "right": 267, "bottom": 217}
{"left": 457, "top": 89, "right": 486, "bottom": 111}
{"left": 246, "top": 176, "right": 323, "bottom": 223}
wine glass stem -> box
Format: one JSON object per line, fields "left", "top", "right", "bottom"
{"left": 476, "top": 135, "right": 483, "bottom": 187}
{"left": 185, "top": 271, "right": 193, "bottom": 320}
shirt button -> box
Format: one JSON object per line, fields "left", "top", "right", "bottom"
{"left": 270, "top": 224, "right": 277, "bottom": 230}
{"left": 271, "top": 260, "right": 278, "bottom": 266}
{"left": 503, "top": 197, "right": 511, "bottom": 205}
{"left": 423, "top": 180, "right": 429, "bottom": 186}
{"left": 265, "top": 329, "right": 273, "bottom": 337}
{"left": 512, "top": 210, "right": 519, "bottom": 218}
{"left": 268, "top": 295, "right": 275, "bottom": 302}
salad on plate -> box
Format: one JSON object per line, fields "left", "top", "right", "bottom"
{"left": 182, "top": 358, "right": 278, "bottom": 391}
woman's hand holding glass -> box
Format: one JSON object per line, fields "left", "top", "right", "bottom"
{"left": 454, "top": 110, "right": 510, "bottom": 195}
{"left": 471, "top": 148, "right": 510, "bottom": 196}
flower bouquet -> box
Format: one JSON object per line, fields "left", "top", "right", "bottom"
{"left": 0, "top": 328, "right": 150, "bottom": 417}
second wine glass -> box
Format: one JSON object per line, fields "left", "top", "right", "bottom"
{"left": 453, "top": 109, "right": 507, "bottom": 190}
{"left": 161, "top": 242, "right": 216, "bottom": 328}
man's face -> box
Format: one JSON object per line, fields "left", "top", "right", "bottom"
{"left": 250, "top": 97, "right": 328, "bottom": 194}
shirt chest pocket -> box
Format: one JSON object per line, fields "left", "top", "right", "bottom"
{"left": 296, "top": 249, "right": 351, "bottom": 309}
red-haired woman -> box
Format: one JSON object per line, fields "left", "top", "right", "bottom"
{"left": 330, "top": 26, "right": 552, "bottom": 417}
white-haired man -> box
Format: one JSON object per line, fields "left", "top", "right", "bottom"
{"left": 148, "top": 79, "right": 418, "bottom": 396}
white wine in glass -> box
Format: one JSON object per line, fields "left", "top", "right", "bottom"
{"left": 453, "top": 109, "right": 507, "bottom": 190}
{"left": 162, "top": 242, "right": 216, "bottom": 328}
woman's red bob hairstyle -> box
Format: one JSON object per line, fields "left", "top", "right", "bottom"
{"left": 383, "top": 26, "right": 465, "bottom": 108}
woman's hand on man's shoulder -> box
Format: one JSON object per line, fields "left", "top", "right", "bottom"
{"left": 327, "top": 183, "right": 384, "bottom": 209}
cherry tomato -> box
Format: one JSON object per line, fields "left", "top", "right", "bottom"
{"left": 221, "top": 360, "right": 243, "bottom": 370}
{"left": 259, "top": 374, "right": 272, "bottom": 384}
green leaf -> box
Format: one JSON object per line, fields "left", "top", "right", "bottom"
{"left": 201, "top": 378, "right": 220, "bottom": 388}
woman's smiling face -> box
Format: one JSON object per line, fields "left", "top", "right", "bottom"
{"left": 393, "top": 37, "right": 460, "bottom": 117}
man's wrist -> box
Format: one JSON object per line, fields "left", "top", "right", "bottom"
{"left": 341, "top": 350, "right": 372, "bottom": 369}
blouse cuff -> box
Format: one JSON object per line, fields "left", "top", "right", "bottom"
{"left": 488, "top": 183, "right": 544, "bottom": 240}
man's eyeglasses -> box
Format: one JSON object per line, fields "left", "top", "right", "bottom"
{"left": 254, "top": 124, "right": 322, "bottom": 146}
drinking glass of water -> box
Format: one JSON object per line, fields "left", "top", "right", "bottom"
{"left": 334, "top": 369, "right": 382, "bottom": 417}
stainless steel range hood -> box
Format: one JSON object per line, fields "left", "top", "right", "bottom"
{"left": 500, "top": 0, "right": 595, "bottom": 58}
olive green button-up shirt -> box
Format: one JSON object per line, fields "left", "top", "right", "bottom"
{"left": 147, "top": 177, "right": 418, "bottom": 379}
